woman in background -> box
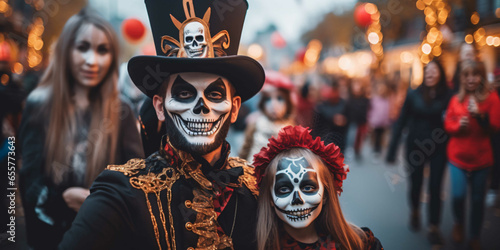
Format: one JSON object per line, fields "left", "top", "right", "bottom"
{"left": 239, "top": 70, "right": 295, "bottom": 161}
{"left": 344, "top": 78, "right": 370, "bottom": 158}
{"left": 368, "top": 81, "right": 391, "bottom": 155}
{"left": 451, "top": 43, "right": 478, "bottom": 93}
{"left": 386, "top": 59, "right": 452, "bottom": 246}
{"left": 19, "top": 9, "right": 144, "bottom": 249}
{"left": 444, "top": 60, "right": 500, "bottom": 250}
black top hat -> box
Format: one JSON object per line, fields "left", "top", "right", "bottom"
{"left": 128, "top": 0, "right": 264, "bottom": 102}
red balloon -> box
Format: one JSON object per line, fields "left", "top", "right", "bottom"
{"left": 354, "top": 3, "right": 372, "bottom": 28}
{"left": 122, "top": 18, "right": 146, "bottom": 43}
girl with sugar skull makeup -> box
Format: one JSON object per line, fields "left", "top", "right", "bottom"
{"left": 254, "top": 126, "right": 383, "bottom": 250}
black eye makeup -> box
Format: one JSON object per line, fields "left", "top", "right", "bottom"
{"left": 204, "top": 78, "right": 227, "bottom": 103}
{"left": 299, "top": 173, "right": 319, "bottom": 195}
{"left": 274, "top": 173, "right": 294, "bottom": 198}
{"left": 75, "top": 41, "right": 90, "bottom": 52}
{"left": 171, "top": 75, "right": 197, "bottom": 103}
{"left": 97, "top": 44, "right": 110, "bottom": 54}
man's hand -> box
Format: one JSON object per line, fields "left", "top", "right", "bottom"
{"left": 63, "top": 187, "right": 90, "bottom": 212}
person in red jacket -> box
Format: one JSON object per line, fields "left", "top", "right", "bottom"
{"left": 444, "top": 60, "right": 500, "bottom": 250}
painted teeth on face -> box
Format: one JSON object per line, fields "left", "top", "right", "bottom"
{"left": 285, "top": 213, "right": 312, "bottom": 222}
{"left": 174, "top": 114, "right": 223, "bottom": 136}
{"left": 284, "top": 208, "right": 313, "bottom": 217}
{"left": 276, "top": 204, "right": 319, "bottom": 222}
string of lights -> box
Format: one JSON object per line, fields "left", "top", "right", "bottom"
{"left": 364, "top": 3, "right": 383, "bottom": 61}
{"left": 416, "top": 0, "right": 449, "bottom": 64}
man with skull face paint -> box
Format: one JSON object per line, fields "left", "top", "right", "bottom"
{"left": 59, "top": 0, "right": 264, "bottom": 249}
{"left": 254, "top": 126, "right": 383, "bottom": 250}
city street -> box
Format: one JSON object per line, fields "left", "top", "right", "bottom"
{"left": 2, "top": 0, "right": 500, "bottom": 249}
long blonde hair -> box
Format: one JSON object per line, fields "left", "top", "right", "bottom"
{"left": 458, "top": 60, "right": 489, "bottom": 103}
{"left": 34, "top": 9, "right": 120, "bottom": 187}
{"left": 256, "top": 148, "right": 365, "bottom": 250}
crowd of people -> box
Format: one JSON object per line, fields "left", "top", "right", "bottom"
{"left": 1, "top": 1, "right": 500, "bottom": 250}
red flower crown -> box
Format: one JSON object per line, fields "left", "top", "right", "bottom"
{"left": 253, "top": 125, "right": 349, "bottom": 193}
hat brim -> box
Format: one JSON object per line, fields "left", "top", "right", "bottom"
{"left": 128, "top": 55, "right": 264, "bottom": 102}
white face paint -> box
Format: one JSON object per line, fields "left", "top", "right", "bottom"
{"left": 272, "top": 156, "right": 324, "bottom": 229}
{"left": 262, "top": 85, "right": 287, "bottom": 121}
{"left": 183, "top": 21, "right": 208, "bottom": 58}
{"left": 165, "top": 72, "right": 232, "bottom": 146}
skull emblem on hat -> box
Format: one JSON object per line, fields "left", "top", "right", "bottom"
{"left": 183, "top": 21, "right": 208, "bottom": 57}
{"left": 161, "top": 0, "right": 229, "bottom": 58}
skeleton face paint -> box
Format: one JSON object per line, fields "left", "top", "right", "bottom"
{"left": 183, "top": 21, "right": 208, "bottom": 58}
{"left": 164, "top": 72, "right": 233, "bottom": 155}
{"left": 262, "top": 86, "right": 287, "bottom": 121}
{"left": 272, "top": 156, "right": 324, "bottom": 229}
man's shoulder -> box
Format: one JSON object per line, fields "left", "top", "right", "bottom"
{"left": 106, "top": 158, "right": 147, "bottom": 177}
{"left": 102, "top": 152, "right": 180, "bottom": 192}
{"left": 228, "top": 157, "right": 259, "bottom": 198}
{"left": 90, "top": 158, "right": 147, "bottom": 194}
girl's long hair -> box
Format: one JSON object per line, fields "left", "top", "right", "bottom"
{"left": 33, "top": 9, "right": 120, "bottom": 187}
{"left": 256, "top": 148, "right": 365, "bottom": 250}
{"left": 458, "top": 60, "right": 490, "bottom": 103}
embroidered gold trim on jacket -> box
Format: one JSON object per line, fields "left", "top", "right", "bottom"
{"left": 227, "top": 157, "right": 259, "bottom": 198}
{"left": 106, "top": 145, "right": 258, "bottom": 250}
{"left": 106, "top": 158, "right": 145, "bottom": 176}
{"left": 106, "top": 158, "right": 179, "bottom": 250}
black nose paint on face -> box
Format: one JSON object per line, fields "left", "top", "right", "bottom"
{"left": 291, "top": 191, "right": 304, "bottom": 205}
{"left": 193, "top": 98, "right": 210, "bottom": 114}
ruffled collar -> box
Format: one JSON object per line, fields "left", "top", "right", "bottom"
{"left": 160, "top": 138, "right": 243, "bottom": 191}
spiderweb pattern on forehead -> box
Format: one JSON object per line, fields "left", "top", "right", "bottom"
{"left": 253, "top": 125, "right": 349, "bottom": 193}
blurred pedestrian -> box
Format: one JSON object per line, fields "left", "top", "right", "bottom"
{"left": 451, "top": 43, "right": 478, "bottom": 93}
{"left": 18, "top": 10, "right": 144, "bottom": 249}
{"left": 345, "top": 78, "right": 370, "bottom": 158}
{"left": 239, "top": 70, "right": 295, "bottom": 161}
{"left": 312, "top": 79, "right": 348, "bottom": 151}
{"left": 295, "top": 79, "right": 315, "bottom": 128}
{"left": 387, "top": 59, "right": 452, "bottom": 246}
{"left": 444, "top": 60, "right": 500, "bottom": 250}
{"left": 368, "top": 81, "right": 391, "bottom": 155}
{"left": 254, "top": 125, "right": 383, "bottom": 250}
{"left": 388, "top": 72, "right": 409, "bottom": 122}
